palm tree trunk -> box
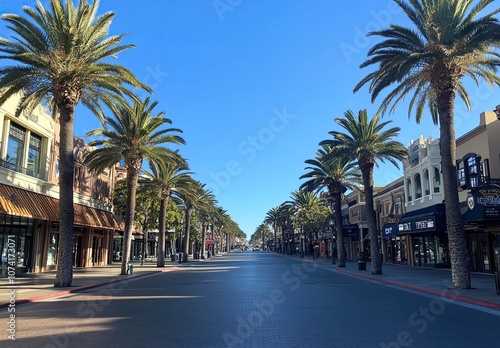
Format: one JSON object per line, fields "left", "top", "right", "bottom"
{"left": 182, "top": 208, "right": 192, "bottom": 262}
{"left": 333, "top": 191, "right": 345, "bottom": 267}
{"left": 201, "top": 223, "right": 207, "bottom": 259}
{"left": 121, "top": 164, "right": 140, "bottom": 275}
{"left": 54, "top": 105, "right": 75, "bottom": 287}
{"left": 362, "top": 162, "right": 381, "bottom": 274}
{"left": 437, "top": 90, "right": 470, "bottom": 289}
{"left": 157, "top": 195, "right": 169, "bottom": 267}
{"left": 141, "top": 215, "right": 149, "bottom": 266}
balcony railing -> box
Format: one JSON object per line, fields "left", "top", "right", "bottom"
{"left": 0, "top": 158, "right": 48, "bottom": 181}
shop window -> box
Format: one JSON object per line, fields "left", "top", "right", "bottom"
{"left": 47, "top": 233, "right": 59, "bottom": 266}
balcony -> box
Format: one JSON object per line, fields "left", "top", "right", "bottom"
{"left": 0, "top": 158, "right": 48, "bottom": 181}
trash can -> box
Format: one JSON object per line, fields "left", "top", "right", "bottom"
{"left": 171, "top": 254, "right": 176, "bottom": 262}
{"left": 495, "top": 271, "right": 500, "bottom": 295}
{"left": 357, "top": 252, "right": 366, "bottom": 271}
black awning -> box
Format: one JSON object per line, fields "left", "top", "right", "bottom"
{"left": 398, "top": 203, "right": 446, "bottom": 234}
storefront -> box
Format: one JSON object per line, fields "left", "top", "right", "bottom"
{"left": 381, "top": 222, "right": 408, "bottom": 264}
{"left": 397, "top": 203, "right": 450, "bottom": 268}
{"left": 342, "top": 224, "right": 360, "bottom": 260}
{"left": 0, "top": 183, "right": 118, "bottom": 276}
{"left": 462, "top": 184, "right": 500, "bottom": 273}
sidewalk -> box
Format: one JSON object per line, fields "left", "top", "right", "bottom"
{"left": 0, "top": 258, "right": 188, "bottom": 309}
{"left": 288, "top": 252, "right": 500, "bottom": 311}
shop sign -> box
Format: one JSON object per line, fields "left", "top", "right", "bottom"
{"left": 415, "top": 218, "right": 435, "bottom": 230}
{"left": 398, "top": 222, "right": 411, "bottom": 232}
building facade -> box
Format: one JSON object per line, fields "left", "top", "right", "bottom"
{"left": 0, "top": 94, "right": 119, "bottom": 276}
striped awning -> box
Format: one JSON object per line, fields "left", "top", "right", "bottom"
{"left": 0, "top": 183, "right": 119, "bottom": 230}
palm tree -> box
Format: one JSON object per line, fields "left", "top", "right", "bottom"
{"left": 300, "top": 144, "right": 361, "bottom": 267}
{"left": 84, "top": 97, "right": 185, "bottom": 275}
{"left": 320, "top": 110, "right": 407, "bottom": 274}
{"left": 353, "top": 0, "right": 500, "bottom": 288}
{"left": 141, "top": 160, "right": 193, "bottom": 267}
{"left": 288, "top": 190, "right": 328, "bottom": 257}
{"left": 264, "top": 206, "right": 281, "bottom": 252}
{"left": 176, "top": 180, "right": 214, "bottom": 262}
{"left": 0, "top": 0, "right": 148, "bottom": 287}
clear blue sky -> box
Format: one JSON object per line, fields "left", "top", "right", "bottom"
{"left": 1, "top": 1, "right": 499, "bottom": 237}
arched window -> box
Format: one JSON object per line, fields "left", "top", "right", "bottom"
{"left": 415, "top": 173, "right": 422, "bottom": 199}
{"left": 406, "top": 178, "right": 412, "bottom": 202}
{"left": 434, "top": 167, "right": 441, "bottom": 193}
{"left": 423, "top": 169, "right": 430, "bottom": 196}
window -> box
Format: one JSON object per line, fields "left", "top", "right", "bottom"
{"left": 406, "top": 179, "right": 413, "bottom": 202}
{"left": 6, "top": 122, "right": 26, "bottom": 169}
{"left": 423, "top": 169, "right": 430, "bottom": 195}
{"left": 47, "top": 233, "right": 59, "bottom": 266}
{"left": 395, "top": 201, "right": 402, "bottom": 215}
{"left": 434, "top": 168, "right": 441, "bottom": 193}
{"left": 27, "top": 132, "right": 42, "bottom": 176}
{"left": 3, "top": 121, "right": 44, "bottom": 179}
{"left": 385, "top": 203, "right": 390, "bottom": 214}
{"left": 415, "top": 173, "right": 422, "bottom": 199}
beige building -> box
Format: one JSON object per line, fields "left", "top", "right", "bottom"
{"left": 0, "top": 94, "right": 119, "bottom": 276}
{"left": 456, "top": 110, "right": 500, "bottom": 273}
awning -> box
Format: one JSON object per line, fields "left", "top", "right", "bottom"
{"left": 381, "top": 223, "right": 398, "bottom": 238}
{"left": 0, "top": 183, "right": 119, "bottom": 230}
{"left": 0, "top": 183, "right": 59, "bottom": 220}
{"left": 397, "top": 203, "right": 446, "bottom": 234}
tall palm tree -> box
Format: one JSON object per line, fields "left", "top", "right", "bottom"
{"left": 84, "top": 97, "right": 185, "bottom": 275}
{"left": 141, "top": 160, "right": 193, "bottom": 267}
{"left": 0, "top": 0, "right": 148, "bottom": 287}
{"left": 176, "top": 180, "right": 214, "bottom": 262}
{"left": 320, "top": 110, "right": 407, "bottom": 274}
{"left": 264, "top": 206, "right": 281, "bottom": 252}
{"left": 300, "top": 144, "right": 361, "bottom": 267}
{"left": 353, "top": 0, "right": 500, "bottom": 288}
{"left": 288, "top": 190, "right": 328, "bottom": 257}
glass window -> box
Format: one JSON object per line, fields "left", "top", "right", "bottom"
{"left": 407, "top": 179, "right": 412, "bottom": 202}
{"left": 395, "top": 201, "right": 402, "bottom": 215}
{"left": 6, "top": 122, "right": 26, "bottom": 168}
{"left": 27, "top": 132, "right": 42, "bottom": 175}
{"left": 423, "top": 169, "right": 430, "bottom": 195}
{"left": 415, "top": 173, "right": 422, "bottom": 199}
{"left": 434, "top": 168, "right": 441, "bottom": 193}
{"left": 47, "top": 233, "right": 59, "bottom": 266}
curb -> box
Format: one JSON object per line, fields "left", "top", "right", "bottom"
{"left": 0, "top": 266, "right": 179, "bottom": 309}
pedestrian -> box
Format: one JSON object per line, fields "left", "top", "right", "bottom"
{"left": 208, "top": 249, "right": 211, "bottom": 259}
{"left": 313, "top": 242, "right": 320, "bottom": 261}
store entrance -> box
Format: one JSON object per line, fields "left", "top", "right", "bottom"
{"left": 468, "top": 233, "right": 493, "bottom": 273}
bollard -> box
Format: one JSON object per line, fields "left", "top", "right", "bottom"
{"left": 128, "top": 263, "right": 134, "bottom": 275}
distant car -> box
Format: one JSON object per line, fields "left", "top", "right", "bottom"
{"left": 253, "top": 247, "right": 260, "bottom": 251}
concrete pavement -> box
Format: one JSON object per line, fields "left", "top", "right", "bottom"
{"left": 1, "top": 251, "right": 499, "bottom": 312}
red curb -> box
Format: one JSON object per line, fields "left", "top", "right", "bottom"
{"left": 335, "top": 268, "right": 500, "bottom": 311}
{"left": 0, "top": 267, "right": 179, "bottom": 309}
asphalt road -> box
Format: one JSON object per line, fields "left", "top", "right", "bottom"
{"left": 2, "top": 251, "right": 499, "bottom": 348}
